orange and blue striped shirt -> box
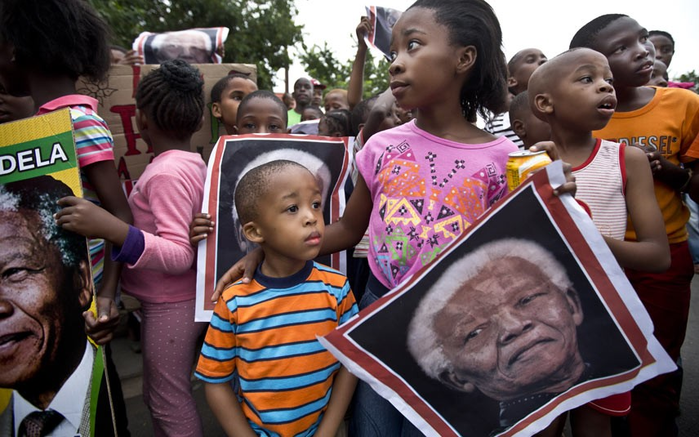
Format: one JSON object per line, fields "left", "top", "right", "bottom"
{"left": 195, "top": 261, "right": 358, "bottom": 437}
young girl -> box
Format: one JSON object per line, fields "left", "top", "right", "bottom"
{"left": 56, "top": 60, "right": 208, "bottom": 437}
{"left": 216, "top": 0, "right": 573, "bottom": 435}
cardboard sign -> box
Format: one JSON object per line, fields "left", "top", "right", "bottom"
{"left": 76, "top": 63, "right": 257, "bottom": 194}
{"left": 320, "top": 162, "right": 675, "bottom": 437}
{"left": 0, "top": 110, "right": 110, "bottom": 436}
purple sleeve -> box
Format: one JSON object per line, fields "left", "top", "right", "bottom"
{"left": 111, "top": 225, "right": 145, "bottom": 265}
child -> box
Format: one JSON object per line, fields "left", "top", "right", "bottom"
{"left": 571, "top": 15, "right": 699, "bottom": 437}
{"left": 317, "top": 108, "right": 354, "bottom": 137}
{"left": 216, "top": 1, "right": 575, "bottom": 435}
{"left": 211, "top": 73, "right": 258, "bottom": 135}
{"left": 649, "top": 60, "right": 669, "bottom": 87}
{"left": 508, "top": 90, "right": 551, "bottom": 149}
{"left": 485, "top": 48, "right": 548, "bottom": 149}
{"left": 323, "top": 88, "right": 350, "bottom": 112}
{"left": 56, "top": 60, "right": 209, "bottom": 437}
{"left": 302, "top": 105, "right": 324, "bottom": 121}
{"left": 528, "top": 47, "right": 670, "bottom": 437}
{"left": 235, "top": 90, "right": 288, "bottom": 134}
{"left": 195, "top": 160, "right": 358, "bottom": 437}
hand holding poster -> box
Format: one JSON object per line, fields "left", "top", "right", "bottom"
{"left": 195, "top": 134, "right": 353, "bottom": 321}
{"left": 320, "top": 162, "right": 676, "bottom": 436}
{"left": 365, "top": 6, "right": 404, "bottom": 60}
{"left": 0, "top": 110, "right": 112, "bottom": 436}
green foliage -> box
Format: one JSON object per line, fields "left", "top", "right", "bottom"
{"left": 675, "top": 70, "right": 698, "bottom": 93}
{"left": 300, "top": 41, "right": 390, "bottom": 99}
{"left": 87, "top": 0, "right": 302, "bottom": 89}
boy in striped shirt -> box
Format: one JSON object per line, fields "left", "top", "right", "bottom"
{"left": 196, "top": 160, "right": 358, "bottom": 437}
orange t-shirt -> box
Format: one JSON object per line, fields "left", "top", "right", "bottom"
{"left": 594, "top": 87, "right": 699, "bottom": 243}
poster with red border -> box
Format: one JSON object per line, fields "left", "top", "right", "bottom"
{"left": 320, "top": 161, "right": 675, "bottom": 436}
{"left": 195, "top": 134, "right": 352, "bottom": 321}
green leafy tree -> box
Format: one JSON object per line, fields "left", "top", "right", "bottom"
{"left": 300, "top": 41, "right": 390, "bottom": 98}
{"left": 88, "top": 0, "right": 302, "bottom": 89}
{"left": 675, "top": 70, "right": 698, "bottom": 93}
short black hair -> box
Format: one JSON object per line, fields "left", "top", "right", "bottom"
{"left": 234, "top": 160, "right": 309, "bottom": 224}
{"left": 0, "top": 0, "right": 111, "bottom": 82}
{"left": 210, "top": 73, "right": 256, "bottom": 103}
{"left": 508, "top": 90, "right": 531, "bottom": 122}
{"left": 303, "top": 106, "right": 324, "bottom": 119}
{"left": 0, "top": 176, "right": 87, "bottom": 269}
{"left": 649, "top": 30, "right": 675, "bottom": 46}
{"left": 409, "top": 0, "right": 509, "bottom": 120}
{"left": 136, "top": 59, "right": 205, "bottom": 140}
{"left": 351, "top": 94, "right": 380, "bottom": 134}
{"left": 321, "top": 109, "right": 354, "bottom": 137}
{"left": 570, "top": 14, "right": 628, "bottom": 50}
{"left": 236, "top": 90, "right": 288, "bottom": 126}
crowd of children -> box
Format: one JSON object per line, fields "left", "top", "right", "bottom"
{"left": 1, "top": 0, "right": 698, "bottom": 436}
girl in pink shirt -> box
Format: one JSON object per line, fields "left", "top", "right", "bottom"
{"left": 57, "top": 59, "right": 208, "bottom": 437}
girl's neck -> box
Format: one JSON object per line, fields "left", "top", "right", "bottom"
{"left": 613, "top": 85, "right": 656, "bottom": 112}
{"left": 29, "top": 74, "right": 78, "bottom": 111}
{"left": 151, "top": 137, "right": 192, "bottom": 157}
{"left": 415, "top": 102, "right": 493, "bottom": 144}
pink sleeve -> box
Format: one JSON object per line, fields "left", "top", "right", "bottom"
{"left": 131, "top": 173, "right": 200, "bottom": 273}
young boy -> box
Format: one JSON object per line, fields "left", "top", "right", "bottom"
{"left": 508, "top": 90, "right": 551, "bottom": 149}
{"left": 528, "top": 46, "right": 670, "bottom": 437}
{"left": 571, "top": 15, "right": 699, "bottom": 437}
{"left": 195, "top": 160, "right": 358, "bottom": 437}
{"left": 211, "top": 73, "right": 259, "bottom": 135}
{"left": 485, "top": 48, "right": 548, "bottom": 149}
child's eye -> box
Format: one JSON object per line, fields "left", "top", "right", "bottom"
{"left": 243, "top": 123, "right": 256, "bottom": 130}
{"left": 579, "top": 76, "right": 592, "bottom": 84}
{"left": 614, "top": 45, "right": 626, "bottom": 54}
{"left": 407, "top": 40, "right": 419, "bottom": 50}
{"left": 605, "top": 78, "right": 614, "bottom": 85}
{"left": 269, "top": 124, "right": 282, "bottom": 132}
{"left": 389, "top": 50, "right": 397, "bottom": 61}
{"left": 286, "top": 205, "right": 298, "bottom": 213}
{"left": 312, "top": 201, "right": 322, "bottom": 210}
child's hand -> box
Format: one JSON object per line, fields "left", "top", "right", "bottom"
{"left": 211, "top": 247, "right": 264, "bottom": 302}
{"left": 356, "top": 16, "right": 372, "bottom": 45}
{"left": 55, "top": 196, "right": 127, "bottom": 243}
{"left": 84, "top": 296, "right": 121, "bottom": 345}
{"left": 630, "top": 143, "right": 663, "bottom": 174}
{"left": 116, "top": 49, "right": 143, "bottom": 66}
{"left": 529, "top": 141, "right": 577, "bottom": 197}
{"left": 190, "top": 212, "right": 215, "bottom": 245}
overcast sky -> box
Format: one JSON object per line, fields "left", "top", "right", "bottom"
{"left": 275, "top": 0, "right": 698, "bottom": 91}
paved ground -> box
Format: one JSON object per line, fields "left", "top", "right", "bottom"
{"left": 112, "top": 277, "right": 699, "bottom": 436}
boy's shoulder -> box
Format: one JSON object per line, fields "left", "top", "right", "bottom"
{"left": 308, "top": 261, "right": 349, "bottom": 283}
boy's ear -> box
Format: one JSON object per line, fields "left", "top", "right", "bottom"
{"left": 507, "top": 76, "right": 518, "bottom": 89}
{"left": 211, "top": 102, "right": 222, "bottom": 119}
{"left": 511, "top": 118, "right": 526, "bottom": 139}
{"left": 243, "top": 221, "right": 264, "bottom": 244}
{"left": 533, "top": 93, "right": 554, "bottom": 116}
{"left": 456, "top": 46, "right": 477, "bottom": 75}
{"left": 438, "top": 370, "right": 478, "bottom": 394}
